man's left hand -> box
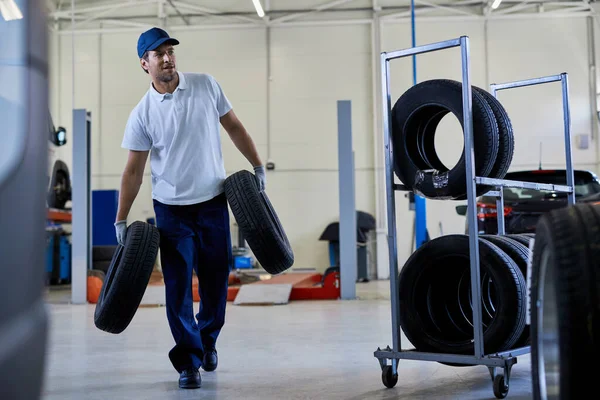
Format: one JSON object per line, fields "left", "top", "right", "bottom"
{"left": 254, "top": 165, "right": 266, "bottom": 192}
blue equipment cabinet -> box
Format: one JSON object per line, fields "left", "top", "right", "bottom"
{"left": 46, "top": 230, "right": 71, "bottom": 284}
{"left": 92, "top": 190, "right": 119, "bottom": 246}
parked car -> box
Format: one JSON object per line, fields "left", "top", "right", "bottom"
{"left": 455, "top": 169, "right": 600, "bottom": 234}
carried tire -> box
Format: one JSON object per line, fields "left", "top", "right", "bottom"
{"left": 94, "top": 221, "right": 160, "bottom": 334}
{"left": 224, "top": 170, "right": 294, "bottom": 275}
{"left": 398, "top": 235, "right": 526, "bottom": 357}
{"left": 530, "top": 203, "right": 600, "bottom": 400}
{"left": 391, "top": 79, "right": 508, "bottom": 199}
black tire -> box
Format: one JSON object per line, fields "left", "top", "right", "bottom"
{"left": 530, "top": 203, "right": 600, "bottom": 400}
{"left": 456, "top": 85, "right": 514, "bottom": 199}
{"left": 443, "top": 83, "right": 514, "bottom": 200}
{"left": 391, "top": 79, "right": 499, "bottom": 199}
{"left": 398, "top": 235, "right": 526, "bottom": 356}
{"left": 47, "top": 160, "right": 71, "bottom": 209}
{"left": 481, "top": 234, "right": 530, "bottom": 347}
{"left": 481, "top": 235, "right": 529, "bottom": 279}
{"left": 94, "top": 221, "right": 159, "bottom": 334}
{"left": 224, "top": 170, "right": 294, "bottom": 275}
{"left": 93, "top": 245, "right": 118, "bottom": 261}
{"left": 506, "top": 234, "right": 531, "bottom": 247}
{"left": 473, "top": 86, "right": 514, "bottom": 180}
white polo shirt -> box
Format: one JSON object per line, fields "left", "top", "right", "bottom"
{"left": 121, "top": 71, "right": 232, "bottom": 205}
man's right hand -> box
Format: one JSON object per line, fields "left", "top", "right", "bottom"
{"left": 115, "top": 220, "right": 127, "bottom": 245}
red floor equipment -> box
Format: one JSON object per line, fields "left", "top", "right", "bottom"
{"left": 192, "top": 268, "right": 340, "bottom": 303}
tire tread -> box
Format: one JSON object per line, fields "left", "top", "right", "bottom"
{"left": 94, "top": 221, "right": 159, "bottom": 334}
{"left": 224, "top": 170, "right": 293, "bottom": 274}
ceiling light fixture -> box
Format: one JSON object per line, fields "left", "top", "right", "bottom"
{"left": 252, "top": 0, "right": 265, "bottom": 18}
{"left": 0, "top": 0, "right": 23, "bottom": 21}
{"left": 491, "top": 0, "right": 502, "bottom": 9}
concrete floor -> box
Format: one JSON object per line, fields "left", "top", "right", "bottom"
{"left": 41, "top": 281, "right": 533, "bottom": 400}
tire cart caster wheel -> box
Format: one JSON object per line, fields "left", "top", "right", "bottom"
{"left": 382, "top": 365, "right": 398, "bottom": 389}
{"left": 493, "top": 374, "right": 508, "bottom": 399}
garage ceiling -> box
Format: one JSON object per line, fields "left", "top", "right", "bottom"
{"left": 47, "top": 0, "right": 597, "bottom": 33}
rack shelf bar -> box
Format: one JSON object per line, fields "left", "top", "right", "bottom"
{"left": 491, "top": 345, "right": 532, "bottom": 358}
{"left": 384, "top": 38, "right": 460, "bottom": 61}
{"left": 476, "top": 177, "right": 573, "bottom": 193}
{"left": 374, "top": 350, "right": 518, "bottom": 367}
{"left": 490, "top": 74, "right": 562, "bottom": 92}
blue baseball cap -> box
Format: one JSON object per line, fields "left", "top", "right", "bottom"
{"left": 137, "top": 27, "right": 179, "bottom": 58}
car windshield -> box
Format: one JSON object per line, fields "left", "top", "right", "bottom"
{"left": 501, "top": 170, "right": 600, "bottom": 201}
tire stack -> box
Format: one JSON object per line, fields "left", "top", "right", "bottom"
{"left": 392, "top": 79, "right": 533, "bottom": 359}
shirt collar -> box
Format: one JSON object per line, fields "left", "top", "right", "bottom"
{"left": 149, "top": 71, "right": 186, "bottom": 102}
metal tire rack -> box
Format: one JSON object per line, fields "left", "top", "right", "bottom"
{"left": 373, "top": 35, "right": 576, "bottom": 398}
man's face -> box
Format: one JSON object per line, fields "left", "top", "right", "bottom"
{"left": 141, "top": 42, "right": 177, "bottom": 82}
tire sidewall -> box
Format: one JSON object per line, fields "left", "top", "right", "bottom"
{"left": 529, "top": 217, "right": 554, "bottom": 400}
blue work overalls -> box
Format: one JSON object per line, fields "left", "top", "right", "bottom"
{"left": 153, "top": 192, "right": 232, "bottom": 372}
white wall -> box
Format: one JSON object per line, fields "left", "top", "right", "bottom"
{"left": 49, "top": 15, "right": 600, "bottom": 274}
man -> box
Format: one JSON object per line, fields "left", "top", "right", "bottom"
{"left": 114, "top": 27, "right": 266, "bottom": 389}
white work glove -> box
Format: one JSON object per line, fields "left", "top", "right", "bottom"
{"left": 114, "top": 220, "right": 127, "bottom": 245}
{"left": 254, "top": 165, "right": 266, "bottom": 192}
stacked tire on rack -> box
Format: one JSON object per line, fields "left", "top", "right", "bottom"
{"left": 398, "top": 233, "right": 534, "bottom": 362}
{"left": 529, "top": 202, "right": 600, "bottom": 400}
{"left": 391, "top": 79, "right": 534, "bottom": 398}
{"left": 391, "top": 79, "right": 514, "bottom": 199}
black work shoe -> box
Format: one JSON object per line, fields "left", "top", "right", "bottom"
{"left": 202, "top": 349, "right": 218, "bottom": 372}
{"left": 179, "top": 368, "right": 201, "bottom": 389}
